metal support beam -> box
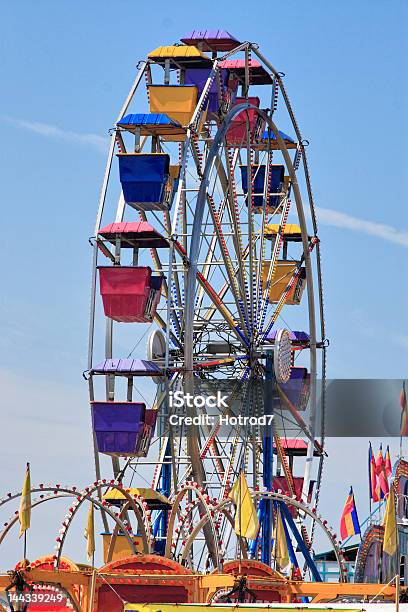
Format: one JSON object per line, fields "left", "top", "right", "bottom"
{"left": 279, "top": 501, "right": 322, "bottom": 582}
{"left": 261, "top": 352, "right": 274, "bottom": 564}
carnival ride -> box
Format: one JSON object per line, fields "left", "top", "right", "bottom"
{"left": 0, "top": 29, "right": 404, "bottom": 610}
{"left": 85, "top": 26, "right": 330, "bottom": 580}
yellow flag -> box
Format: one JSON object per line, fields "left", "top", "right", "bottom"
{"left": 84, "top": 502, "right": 95, "bottom": 561}
{"left": 383, "top": 485, "right": 398, "bottom": 556}
{"left": 19, "top": 463, "right": 31, "bottom": 538}
{"left": 228, "top": 471, "right": 260, "bottom": 540}
{"left": 273, "top": 506, "right": 290, "bottom": 570}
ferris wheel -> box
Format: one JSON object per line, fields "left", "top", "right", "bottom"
{"left": 85, "top": 30, "right": 328, "bottom": 576}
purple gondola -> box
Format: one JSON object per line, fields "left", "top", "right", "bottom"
{"left": 278, "top": 367, "right": 310, "bottom": 411}
{"left": 184, "top": 68, "right": 230, "bottom": 112}
{"left": 91, "top": 402, "right": 157, "bottom": 457}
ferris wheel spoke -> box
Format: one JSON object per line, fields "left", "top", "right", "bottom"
{"left": 204, "top": 192, "right": 248, "bottom": 332}
{"left": 196, "top": 272, "right": 250, "bottom": 348}
{"left": 195, "top": 238, "right": 252, "bottom": 344}
{"left": 223, "top": 145, "right": 252, "bottom": 327}
{"left": 136, "top": 212, "right": 183, "bottom": 339}
{"left": 198, "top": 376, "right": 249, "bottom": 479}
{"left": 254, "top": 193, "right": 268, "bottom": 332}
{"left": 254, "top": 149, "right": 274, "bottom": 331}
{"left": 194, "top": 230, "right": 219, "bottom": 316}
{"left": 218, "top": 393, "right": 252, "bottom": 497}
{"left": 153, "top": 311, "right": 182, "bottom": 349}
{"left": 164, "top": 210, "right": 185, "bottom": 327}
{"left": 246, "top": 125, "right": 258, "bottom": 334}
{"left": 170, "top": 237, "right": 250, "bottom": 351}
{"left": 137, "top": 211, "right": 182, "bottom": 340}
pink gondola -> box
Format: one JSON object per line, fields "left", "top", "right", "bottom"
{"left": 226, "top": 97, "right": 264, "bottom": 146}
{"left": 98, "top": 266, "right": 162, "bottom": 323}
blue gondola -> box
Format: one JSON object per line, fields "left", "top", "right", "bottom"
{"left": 240, "top": 164, "right": 285, "bottom": 208}
{"left": 118, "top": 153, "right": 170, "bottom": 211}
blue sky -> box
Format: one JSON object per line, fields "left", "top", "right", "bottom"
{"left": 0, "top": 0, "right": 407, "bottom": 567}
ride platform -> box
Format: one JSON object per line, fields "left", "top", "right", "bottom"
{"left": 0, "top": 558, "right": 404, "bottom": 612}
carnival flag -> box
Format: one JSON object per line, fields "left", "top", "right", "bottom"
{"left": 376, "top": 445, "right": 389, "bottom": 499}
{"left": 229, "top": 472, "right": 260, "bottom": 540}
{"left": 369, "top": 442, "right": 379, "bottom": 503}
{"left": 400, "top": 381, "right": 408, "bottom": 437}
{"left": 340, "top": 487, "right": 360, "bottom": 540}
{"left": 383, "top": 486, "right": 398, "bottom": 556}
{"left": 84, "top": 501, "right": 95, "bottom": 561}
{"left": 19, "top": 463, "right": 31, "bottom": 538}
{"left": 385, "top": 446, "right": 392, "bottom": 478}
{"left": 273, "top": 506, "right": 290, "bottom": 570}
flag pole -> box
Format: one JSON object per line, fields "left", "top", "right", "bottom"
{"left": 19, "top": 461, "right": 31, "bottom": 561}
{"left": 368, "top": 442, "right": 372, "bottom": 518}
{"left": 238, "top": 470, "right": 242, "bottom": 574}
{"left": 400, "top": 381, "right": 406, "bottom": 459}
{"left": 88, "top": 568, "right": 97, "bottom": 612}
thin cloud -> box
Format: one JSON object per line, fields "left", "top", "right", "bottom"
{"left": 5, "top": 116, "right": 408, "bottom": 248}
{"left": 317, "top": 206, "right": 408, "bottom": 248}
{"left": 7, "top": 117, "right": 107, "bottom": 152}
{"left": 350, "top": 308, "right": 408, "bottom": 351}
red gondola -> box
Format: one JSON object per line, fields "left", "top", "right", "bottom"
{"left": 98, "top": 266, "right": 163, "bottom": 323}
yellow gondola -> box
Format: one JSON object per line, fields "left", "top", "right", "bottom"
{"left": 148, "top": 85, "right": 198, "bottom": 127}
{"left": 262, "top": 260, "right": 306, "bottom": 304}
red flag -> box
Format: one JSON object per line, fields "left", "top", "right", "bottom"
{"left": 376, "top": 445, "right": 389, "bottom": 499}
{"left": 340, "top": 487, "right": 361, "bottom": 540}
{"left": 401, "top": 382, "right": 408, "bottom": 437}
{"left": 385, "top": 446, "right": 392, "bottom": 478}
{"left": 369, "top": 442, "right": 379, "bottom": 502}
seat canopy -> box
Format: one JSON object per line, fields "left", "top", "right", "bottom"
{"left": 98, "top": 222, "right": 169, "bottom": 249}
{"left": 148, "top": 45, "right": 212, "bottom": 68}
{"left": 91, "top": 358, "right": 164, "bottom": 377}
{"left": 264, "top": 223, "right": 303, "bottom": 242}
{"left": 273, "top": 438, "right": 318, "bottom": 456}
{"left": 117, "top": 113, "right": 185, "bottom": 137}
{"left": 103, "top": 487, "right": 171, "bottom": 509}
{"left": 261, "top": 128, "right": 297, "bottom": 148}
{"left": 220, "top": 59, "right": 272, "bottom": 84}
{"left": 266, "top": 329, "right": 310, "bottom": 344}
{"left": 180, "top": 29, "right": 241, "bottom": 52}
